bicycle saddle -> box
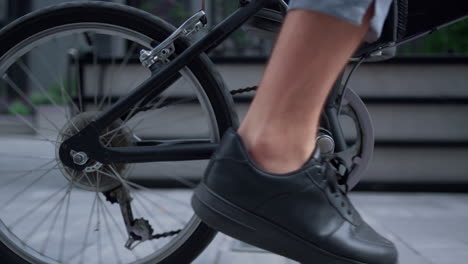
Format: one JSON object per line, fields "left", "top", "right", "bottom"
{"left": 243, "top": 0, "right": 408, "bottom": 61}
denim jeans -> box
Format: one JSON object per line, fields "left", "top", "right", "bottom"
{"left": 288, "top": 0, "right": 393, "bottom": 42}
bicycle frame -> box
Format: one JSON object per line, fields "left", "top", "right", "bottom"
{"left": 59, "top": 0, "right": 271, "bottom": 170}
{"left": 59, "top": 0, "right": 468, "bottom": 171}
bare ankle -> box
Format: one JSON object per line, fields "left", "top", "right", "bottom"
{"left": 237, "top": 128, "right": 316, "bottom": 174}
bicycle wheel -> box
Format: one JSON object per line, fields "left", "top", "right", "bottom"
{"left": 0, "top": 2, "right": 238, "bottom": 264}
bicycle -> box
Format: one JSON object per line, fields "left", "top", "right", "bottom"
{"left": 0, "top": 0, "right": 466, "bottom": 263}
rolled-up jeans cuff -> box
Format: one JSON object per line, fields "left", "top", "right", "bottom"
{"left": 288, "top": 0, "right": 393, "bottom": 42}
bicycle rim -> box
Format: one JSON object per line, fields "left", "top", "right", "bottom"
{"left": 0, "top": 20, "right": 219, "bottom": 264}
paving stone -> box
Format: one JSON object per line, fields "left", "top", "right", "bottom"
{"left": 1, "top": 140, "right": 467, "bottom": 264}
{"left": 418, "top": 248, "right": 468, "bottom": 264}
{"left": 217, "top": 250, "right": 289, "bottom": 264}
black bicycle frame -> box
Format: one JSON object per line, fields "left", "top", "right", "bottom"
{"left": 59, "top": 0, "right": 271, "bottom": 170}
{"left": 60, "top": 0, "right": 468, "bottom": 171}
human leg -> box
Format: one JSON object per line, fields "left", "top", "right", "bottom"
{"left": 192, "top": 1, "right": 398, "bottom": 264}
{"left": 238, "top": 5, "right": 374, "bottom": 174}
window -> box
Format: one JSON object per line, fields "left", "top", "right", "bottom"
{"left": 398, "top": 19, "right": 468, "bottom": 56}
{"left": 208, "top": 0, "right": 273, "bottom": 58}
{"left": 127, "top": 0, "right": 194, "bottom": 26}
{"left": 0, "top": 0, "right": 7, "bottom": 25}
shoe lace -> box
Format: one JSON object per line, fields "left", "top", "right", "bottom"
{"left": 321, "top": 156, "right": 353, "bottom": 215}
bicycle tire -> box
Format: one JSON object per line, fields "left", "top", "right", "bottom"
{"left": 0, "top": 2, "right": 239, "bottom": 264}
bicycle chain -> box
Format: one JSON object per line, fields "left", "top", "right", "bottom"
{"left": 230, "top": 85, "right": 258, "bottom": 95}
{"left": 130, "top": 85, "right": 258, "bottom": 116}
{"left": 151, "top": 229, "right": 182, "bottom": 239}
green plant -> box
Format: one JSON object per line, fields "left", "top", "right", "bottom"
{"left": 398, "top": 19, "right": 468, "bottom": 55}
{"left": 8, "top": 101, "right": 31, "bottom": 115}
{"left": 29, "top": 80, "right": 77, "bottom": 106}
{"left": 30, "top": 91, "right": 50, "bottom": 105}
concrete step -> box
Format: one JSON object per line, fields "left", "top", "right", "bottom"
{"left": 0, "top": 115, "right": 35, "bottom": 135}
{"left": 81, "top": 60, "right": 468, "bottom": 99}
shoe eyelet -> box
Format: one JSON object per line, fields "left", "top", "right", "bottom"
{"left": 347, "top": 210, "right": 352, "bottom": 215}
{"left": 341, "top": 201, "right": 345, "bottom": 207}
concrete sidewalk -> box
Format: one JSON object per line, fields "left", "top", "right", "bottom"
{"left": 1, "top": 136, "right": 467, "bottom": 264}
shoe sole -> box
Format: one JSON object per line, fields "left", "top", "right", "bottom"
{"left": 192, "top": 183, "right": 367, "bottom": 264}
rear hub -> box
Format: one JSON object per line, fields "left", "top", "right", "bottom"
{"left": 55, "top": 111, "right": 133, "bottom": 192}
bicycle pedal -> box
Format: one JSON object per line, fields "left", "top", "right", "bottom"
{"left": 140, "top": 10, "right": 207, "bottom": 68}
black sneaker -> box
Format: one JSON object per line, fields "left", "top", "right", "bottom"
{"left": 192, "top": 128, "right": 398, "bottom": 264}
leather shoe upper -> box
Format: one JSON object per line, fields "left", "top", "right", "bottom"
{"left": 203, "top": 128, "right": 398, "bottom": 264}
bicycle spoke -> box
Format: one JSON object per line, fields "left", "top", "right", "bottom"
{"left": 8, "top": 183, "right": 69, "bottom": 230}
{"left": 0, "top": 153, "right": 54, "bottom": 161}
{"left": 96, "top": 42, "right": 137, "bottom": 111}
{"left": 95, "top": 191, "right": 103, "bottom": 264}
{"left": 130, "top": 96, "right": 198, "bottom": 133}
{"left": 0, "top": 160, "right": 56, "bottom": 189}
{"left": 17, "top": 59, "right": 60, "bottom": 107}
{"left": 58, "top": 181, "right": 73, "bottom": 262}
{"left": 0, "top": 100, "right": 59, "bottom": 144}
{"left": 129, "top": 201, "right": 160, "bottom": 251}
{"left": 99, "top": 197, "right": 126, "bottom": 240}
{"left": 106, "top": 36, "right": 117, "bottom": 108}
{"left": 99, "top": 111, "right": 146, "bottom": 138}
{"left": 23, "top": 184, "right": 71, "bottom": 243}
{"left": 93, "top": 173, "right": 106, "bottom": 264}
{"left": 131, "top": 198, "right": 162, "bottom": 252}
{"left": 123, "top": 88, "right": 184, "bottom": 135}
{"left": 103, "top": 97, "right": 147, "bottom": 147}
{"left": 101, "top": 101, "right": 143, "bottom": 147}
{"left": 39, "top": 126, "right": 73, "bottom": 136}
{"left": 67, "top": 241, "right": 95, "bottom": 263}
{"left": 90, "top": 34, "right": 99, "bottom": 107}
{"left": 126, "top": 181, "right": 189, "bottom": 208}
{"left": 131, "top": 192, "right": 167, "bottom": 243}
{"left": 127, "top": 185, "right": 186, "bottom": 226}
{"left": 52, "top": 37, "right": 84, "bottom": 114}
{"left": 0, "top": 167, "right": 60, "bottom": 173}
{"left": 32, "top": 137, "right": 64, "bottom": 145}
{"left": 0, "top": 15, "right": 220, "bottom": 263}
{"left": 35, "top": 47, "right": 81, "bottom": 114}
{"left": 16, "top": 59, "right": 78, "bottom": 130}
{"left": 107, "top": 165, "right": 131, "bottom": 190}
{"left": 99, "top": 190, "right": 141, "bottom": 259}
{"left": 99, "top": 167, "right": 186, "bottom": 229}
{"left": 100, "top": 74, "right": 184, "bottom": 143}
{"left": 69, "top": 46, "right": 84, "bottom": 113}
{"left": 0, "top": 164, "right": 59, "bottom": 210}
{"left": 99, "top": 201, "right": 125, "bottom": 264}
{"left": 148, "top": 162, "right": 197, "bottom": 188}
{"left": 78, "top": 192, "right": 98, "bottom": 264}
{"left": 39, "top": 186, "right": 69, "bottom": 255}
{"left": 2, "top": 74, "right": 62, "bottom": 133}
